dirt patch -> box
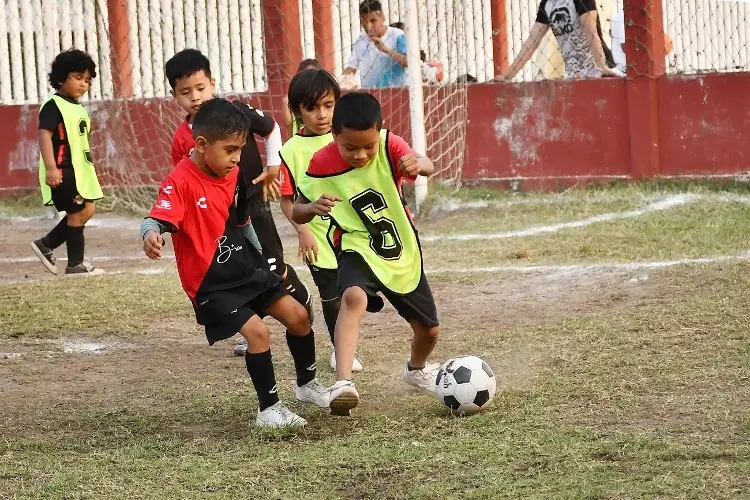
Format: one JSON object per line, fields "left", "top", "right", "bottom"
{"left": 430, "top": 268, "right": 664, "bottom": 329}
{"left": 0, "top": 265, "right": 665, "bottom": 439}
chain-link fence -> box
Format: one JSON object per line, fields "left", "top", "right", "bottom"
{"left": 1, "top": 1, "right": 748, "bottom": 207}
{"left": 3, "top": 1, "right": 749, "bottom": 103}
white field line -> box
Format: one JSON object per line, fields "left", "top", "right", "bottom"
{"left": 421, "top": 253, "right": 750, "bottom": 275}
{"left": 433, "top": 192, "right": 750, "bottom": 213}
{"left": 0, "top": 254, "right": 175, "bottom": 264}
{"left": 1, "top": 192, "right": 749, "bottom": 266}
{"left": 4, "top": 253, "right": 750, "bottom": 286}
{"left": 421, "top": 194, "right": 700, "bottom": 242}
{"left": 5, "top": 254, "right": 750, "bottom": 286}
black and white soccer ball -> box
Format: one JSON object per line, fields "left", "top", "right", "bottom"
{"left": 434, "top": 356, "right": 496, "bottom": 416}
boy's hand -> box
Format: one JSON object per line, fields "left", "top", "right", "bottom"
{"left": 398, "top": 154, "right": 421, "bottom": 178}
{"left": 371, "top": 37, "right": 388, "bottom": 53}
{"left": 143, "top": 230, "right": 165, "bottom": 260}
{"left": 45, "top": 168, "right": 62, "bottom": 188}
{"left": 252, "top": 169, "right": 281, "bottom": 201}
{"left": 601, "top": 67, "right": 625, "bottom": 78}
{"left": 310, "top": 194, "right": 342, "bottom": 216}
{"left": 297, "top": 226, "right": 319, "bottom": 263}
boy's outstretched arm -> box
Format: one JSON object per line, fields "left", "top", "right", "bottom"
{"left": 281, "top": 195, "right": 318, "bottom": 263}
{"left": 398, "top": 153, "right": 435, "bottom": 178}
{"left": 140, "top": 218, "right": 168, "bottom": 260}
{"left": 293, "top": 193, "right": 342, "bottom": 225}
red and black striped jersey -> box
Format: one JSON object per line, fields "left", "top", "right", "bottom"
{"left": 147, "top": 158, "right": 281, "bottom": 324}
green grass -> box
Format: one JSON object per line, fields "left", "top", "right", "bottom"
{"left": 421, "top": 199, "right": 750, "bottom": 267}
{"left": 1, "top": 264, "right": 749, "bottom": 498}
{"left": 2, "top": 184, "right": 750, "bottom": 498}
{"left": 0, "top": 274, "right": 192, "bottom": 338}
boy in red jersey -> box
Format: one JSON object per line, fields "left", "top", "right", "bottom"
{"left": 164, "top": 50, "right": 314, "bottom": 358}
{"left": 141, "top": 98, "right": 328, "bottom": 428}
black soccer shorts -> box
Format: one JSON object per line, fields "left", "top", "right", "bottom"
{"left": 202, "top": 281, "right": 288, "bottom": 345}
{"left": 337, "top": 252, "right": 439, "bottom": 329}
{"left": 49, "top": 167, "right": 89, "bottom": 214}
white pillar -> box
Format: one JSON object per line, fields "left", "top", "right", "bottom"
{"left": 239, "top": 0, "right": 254, "bottom": 90}
{"left": 0, "top": 2, "right": 11, "bottom": 103}
{"left": 405, "top": 0, "right": 428, "bottom": 211}
{"left": 150, "top": 0, "right": 165, "bottom": 96}
{"left": 21, "top": 0, "right": 38, "bottom": 102}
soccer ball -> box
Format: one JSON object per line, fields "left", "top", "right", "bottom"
{"left": 435, "top": 356, "right": 496, "bottom": 415}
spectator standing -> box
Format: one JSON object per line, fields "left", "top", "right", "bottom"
{"left": 342, "top": 1, "right": 408, "bottom": 89}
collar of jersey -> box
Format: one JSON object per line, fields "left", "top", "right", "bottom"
{"left": 183, "top": 157, "right": 234, "bottom": 184}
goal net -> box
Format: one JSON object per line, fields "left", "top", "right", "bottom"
{"left": 0, "top": 0, "right": 470, "bottom": 212}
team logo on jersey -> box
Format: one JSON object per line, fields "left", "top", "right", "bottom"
{"left": 156, "top": 199, "right": 171, "bottom": 210}
{"left": 197, "top": 197, "right": 208, "bottom": 208}
{"left": 162, "top": 185, "right": 173, "bottom": 195}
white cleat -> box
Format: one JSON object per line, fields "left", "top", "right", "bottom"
{"left": 255, "top": 401, "right": 307, "bottom": 429}
{"left": 233, "top": 339, "right": 247, "bottom": 357}
{"left": 330, "top": 351, "right": 364, "bottom": 372}
{"left": 403, "top": 362, "right": 441, "bottom": 393}
{"left": 328, "top": 380, "right": 359, "bottom": 416}
{"left": 295, "top": 378, "right": 330, "bottom": 408}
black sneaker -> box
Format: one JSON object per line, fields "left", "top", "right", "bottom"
{"left": 65, "top": 262, "right": 105, "bottom": 276}
{"left": 30, "top": 240, "right": 58, "bottom": 275}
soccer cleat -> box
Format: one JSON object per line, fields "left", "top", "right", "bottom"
{"left": 30, "top": 240, "right": 58, "bottom": 275}
{"left": 233, "top": 338, "right": 248, "bottom": 357}
{"left": 295, "top": 378, "right": 330, "bottom": 408}
{"left": 255, "top": 401, "right": 307, "bottom": 429}
{"left": 329, "top": 351, "right": 364, "bottom": 372}
{"left": 403, "top": 362, "right": 441, "bottom": 393}
{"left": 328, "top": 380, "right": 359, "bottom": 416}
{"left": 65, "top": 262, "right": 104, "bottom": 276}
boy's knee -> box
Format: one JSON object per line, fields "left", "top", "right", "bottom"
{"left": 241, "top": 322, "right": 270, "bottom": 345}
{"left": 286, "top": 302, "right": 311, "bottom": 336}
{"left": 423, "top": 326, "right": 439, "bottom": 340}
{"left": 341, "top": 286, "right": 367, "bottom": 311}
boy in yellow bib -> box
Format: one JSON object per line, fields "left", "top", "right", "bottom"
{"left": 293, "top": 92, "right": 439, "bottom": 416}
{"left": 30, "top": 50, "right": 104, "bottom": 276}
{"left": 279, "top": 68, "right": 363, "bottom": 373}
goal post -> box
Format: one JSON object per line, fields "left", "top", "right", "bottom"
{"left": 404, "top": 0, "right": 428, "bottom": 211}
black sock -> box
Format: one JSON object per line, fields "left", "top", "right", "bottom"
{"left": 284, "top": 265, "right": 311, "bottom": 309}
{"left": 407, "top": 361, "right": 425, "bottom": 372}
{"left": 65, "top": 225, "right": 85, "bottom": 268}
{"left": 65, "top": 226, "right": 85, "bottom": 267}
{"left": 286, "top": 330, "right": 316, "bottom": 386}
{"left": 321, "top": 297, "right": 341, "bottom": 345}
{"left": 245, "top": 349, "right": 279, "bottom": 411}
{"left": 41, "top": 216, "right": 68, "bottom": 249}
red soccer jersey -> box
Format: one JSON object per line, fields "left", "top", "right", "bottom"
{"left": 147, "top": 158, "right": 280, "bottom": 324}
{"left": 279, "top": 162, "right": 294, "bottom": 197}
{"left": 171, "top": 117, "right": 194, "bottom": 166}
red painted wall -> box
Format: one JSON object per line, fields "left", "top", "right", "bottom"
{"left": 462, "top": 79, "right": 631, "bottom": 190}
{"left": 1, "top": 73, "right": 748, "bottom": 194}
{"left": 656, "top": 74, "right": 750, "bottom": 176}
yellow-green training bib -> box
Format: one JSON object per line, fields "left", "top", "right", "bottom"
{"left": 280, "top": 131, "right": 337, "bottom": 270}
{"left": 298, "top": 130, "right": 421, "bottom": 294}
{"left": 38, "top": 95, "right": 103, "bottom": 205}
